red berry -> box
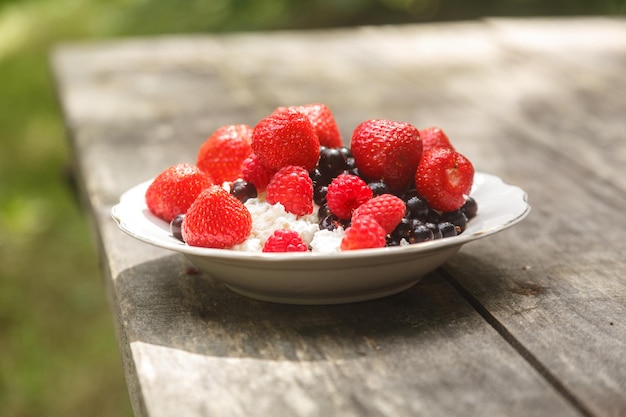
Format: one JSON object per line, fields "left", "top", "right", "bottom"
{"left": 241, "top": 153, "right": 277, "bottom": 193}
{"left": 145, "top": 163, "right": 213, "bottom": 222}
{"left": 262, "top": 229, "right": 309, "bottom": 253}
{"left": 275, "top": 103, "right": 342, "bottom": 148}
{"left": 340, "top": 215, "right": 386, "bottom": 251}
{"left": 352, "top": 194, "right": 406, "bottom": 234}
{"left": 350, "top": 119, "right": 422, "bottom": 192}
{"left": 182, "top": 186, "right": 252, "bottom": 249}
{"left": 419, "top": 127, "right": 455, "bottom": 153}
{"left": 266, "top": 165, "right": 314, "bottom": 216}
{"left": 326, "top": 174, "right": 373, "bottom": 219}
{"left": 196, "top": 124, "right": 253, "bottom": 184}
{"left": 415, "top": 148, "right": 475, "bottom": 212}
{"left": 252, "top": 108, "right": 320, "bottom": 171}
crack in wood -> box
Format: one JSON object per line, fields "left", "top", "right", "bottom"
{"left": 440, "top": 268, "right": 595, "bottom": 417}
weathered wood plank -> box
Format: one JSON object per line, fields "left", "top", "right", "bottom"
{"left": 99, "top": 215, "right": 580, "bottom": 417}
{"left": 51, "top": 17, "right": 626, "bottom": 417}
{"left": 444, "top": 128, "right": 626, "bottom": 417}
{"left": 335, "top": 19, "right": 626, "bottom": 416}
{"left": 441, "top": 21, "right": 626, "bottom": 417}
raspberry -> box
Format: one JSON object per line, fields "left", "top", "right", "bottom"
{"left": 275, "top": 103, "right": 343, "bottom": 148}
{"left": 419, "top": 127, "right": 455, "bottom": 153}
{"left": 262, "top": 229, "right": 309, "bottom": 253}
{"left": 326, "top": 174, "right": 373, "bottom": 219}
{"left": 196, "top": 124, "right": 253, "bottom": 184}
{"left": 182, "top": 186, "right": 252, "bottom": 249}
{"left": 241, "top": 153, "right": 277, "bottom": 193}
{"left": 415, "top": 147, "right": 475, "bottom": 212}
{"left": 340, "top": 215, "right": 387, "bottom": 251}
{"left": 266, "top": 165, "right": 314, "bottom": 216}
{"left": 350, "top": 119, "right": 422, "bottom": 192}
{"left": 251, "top": 108, "right": 320, "bottom": 171}
{"left": 145, "top": 163, "right": 213, "bottom": 222}
{"left": 352, "top": 194, "right": 406, "bottom": 234}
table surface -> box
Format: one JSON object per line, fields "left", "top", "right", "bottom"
{"left": 52, "top": 17, "right": 626, "bottom": 417}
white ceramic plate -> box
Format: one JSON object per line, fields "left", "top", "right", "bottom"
{"left": 111, "top": 172, "right": 530, "bottom": 304}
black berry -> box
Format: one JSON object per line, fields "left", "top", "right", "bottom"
{"left": 310, "top": 168, "right": 329, "bottom": 186}
{"left": 230, "top": 179, "right": 257, "bottom": 203}
{"left": 389, "top": 218, "right": 412, "bottom": 245}
{"left": 409, "top": 221, "right": 434, "bottom": 243}
{"left": 368, "top": 180, "right": 391, "bottom": 196}
{"left": 318, "top": 147, "right": 347, "bottom": 177}
{"left": 319, "top": 214, "right": 347, "bottom": 231}
{"left": 313, "top": 184, "right": 329, "bottom": 205}
{"left": 438, "top": 221, "right": 458, "bottom": 238}
{"left": 425, "top": 222, "right": 443, "bottom": 239}
{"left": 339, "top": 147, "right": 354, "bottom": 164}
{"left": 425, "top": 209, "right": 441, "bottom": 224}
{"left": 440, "top": 209, "right": 468, "bottom": 234}
{"left": 170, "top": 214, "right": 185, "bottom": 242}
{"left": 318, "top": 204, "right": 332, "bottom": 220}
{"left": 406, "top": 195, "right": 430, "bottom": 220}
{"left": 461, "top": 196, "right": 478, "bottom": 220}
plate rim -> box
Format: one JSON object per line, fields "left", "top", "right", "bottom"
{"left": 111, "top": 171, "right": 530, "bottom": 262}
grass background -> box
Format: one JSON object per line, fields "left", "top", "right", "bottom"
{"left": 0, "top": 1, "right": 624, "bottom": 416}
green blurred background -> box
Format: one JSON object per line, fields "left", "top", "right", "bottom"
{"left": 0, "top": 1, "right": 624, "bottom": 416}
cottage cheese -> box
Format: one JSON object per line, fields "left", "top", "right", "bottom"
{"left": 231, "top": 197, "right": 345, "bottom": 253}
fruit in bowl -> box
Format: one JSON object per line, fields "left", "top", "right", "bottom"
{"left": 112, "top": 103, "right": 530, "bottom": 304}
{"left": 144, "top": 103, "right": 477, "bottom": 254}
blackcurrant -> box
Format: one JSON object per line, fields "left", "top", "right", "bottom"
{"left": 317, "top": 204, "right": 332, "bottom": 220}
{"left": 230, "top": 179, "right": 257, "bottom": 203}
{"left": 170, "top": 214, "right": 185, "bottom": 242}
{"left": 390, "top": 218, "right": 412, "bottom": 244}
{"left": 313, "top": 184, "right": 329, "bottom": 205}
{"left": 438, "top": 221, "right": 458, "bottom": 238}
{"left": 406, "top": 195, "right": 429, "bottom": 220}
{"left": 461, "top": 196, "right": 478, "bottom": 220}
{"left": 440, "top": 209, "right": 468, "bottom": 234}
{"left": 318, "top": 147, "right": 347, "bottom": 177}
{"left": 319, "top": 214, "right": 346, "bottom": 231}
{"left": 310, "top": 168, "right": 329, "bottom": 186}
{"left": 409, "top": 220, "right": 434, "bottom": 243}
{"left": 368, "top": 180, "right": 391, "bottom": 196}
{"left": 425, "top": 222, "right": 443, "bottom": 240}
{"left": 339, "top": 146, "right": 353, "bottom": 160}
{"left": 425, "top": 209, "right": 441, "bottom": 224}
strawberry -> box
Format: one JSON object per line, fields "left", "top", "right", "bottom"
{"left": 340, "top": 215, "right": 387, "bottom": 251}
{"left": 262, "top": 229, "right": 309, "bottom": 253}
{"left": 241, "top": 153, "right": 277, "bottom": 193}
{"left": 352, "top": 194, "right": 406, "bottom": 234}
{"left": 182, "top": 185, "right": 252, "bottom": 249}
{"left": 326, "top": 174, "right": 373, "bottom": 219}
{"left": 251, "top": 108, "right": 320, "bottom": 171}
{"left": 414, "top": 147, "right": 475, "bottom": 212}
{"left": 419, "top": 127, "right": 455, "bottom": 153}
{"left": 145, "top": 163, "right": 213, "bottom": 222}
{"left": 196, "top": 124, "right": 253, "bottom": 184}
{"left": 350, "top": 119, "right": 422, "bottom": 192}
{"left": 266, "top": 165, "right": 314, "bottom": 216}
{"left": 275, "top": 103, "right": 343, "bottom": 148}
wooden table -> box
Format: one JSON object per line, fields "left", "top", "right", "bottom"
{"left": 52, "top": 17, "right": 626, "bottom": 417}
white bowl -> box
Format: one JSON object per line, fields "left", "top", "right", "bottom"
{"left": 111, "top": 172, "right": 530, "bottom": 304}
